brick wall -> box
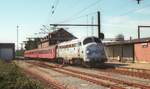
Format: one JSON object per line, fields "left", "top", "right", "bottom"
{"left": 134, "top": 42, "right": 150, "bottom": 63}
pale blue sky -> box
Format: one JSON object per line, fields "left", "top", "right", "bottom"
{"left": 0, "top": 0, "right": 150, "bottom": 48}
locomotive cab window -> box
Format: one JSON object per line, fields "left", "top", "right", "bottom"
{"left": 94, "top": 37, "right": 102, "bottom": 43}
{"left": 83, "top": 38, "right": 93, "bottom": 45}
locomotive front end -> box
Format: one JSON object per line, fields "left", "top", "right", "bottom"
{"left": 85, "top": 43, "right": 107, "bottom": 63}
{"left": 83, "top": 37, "right": 107, "bottom": 64}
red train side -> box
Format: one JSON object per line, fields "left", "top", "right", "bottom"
{"left": 24, "top": 45, "right": 56, "bottom": 60}
{"left": 24, "top": 49, "right": 38, "bottom": 58}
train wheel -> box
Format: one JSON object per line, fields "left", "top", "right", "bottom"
{"left": 82, "top": 62, "right": 90, "bottom": 68}
{"left": 57, "top": 58, "right": 64, "bottom": 64}
{"left": 82, "top": 61, "right": 95, "bottom": 68}
{"left": 77, "top": 59, "right": 82, "bottom": 65}
{"left": 73, "top": 59, "right": 82, "bottom": 66}
{"left": 69, "top": 60, "right": 73, "bottom": 65}
{"left": 90, "top": 60, "right": 96, "bottom": 68}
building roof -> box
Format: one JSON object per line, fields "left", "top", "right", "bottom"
{"left": 0, "top": 43, "right": 15, "bottom": 48}
{"left": 49, "top": 28, "right": 77, "bottom": 38}
{"left": 104, "top": 37, "right": 150, "bottom": 46}
{"left": 41, "top": 28, "right": 77, "bottom": 42}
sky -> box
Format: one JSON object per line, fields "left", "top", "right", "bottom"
{"left": 0, "top": 0, "right": 150, "bottom": 49}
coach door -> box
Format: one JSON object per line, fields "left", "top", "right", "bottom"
{"left": 78, "top": 42, "right": 82, "bottom": 58}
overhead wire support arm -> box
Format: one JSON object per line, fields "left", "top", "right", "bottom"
{"left": 138, "top": 25, "right": 150, "bottom": 39}
{"left": 50, "top": 24, "right": 98, "bottom": 27}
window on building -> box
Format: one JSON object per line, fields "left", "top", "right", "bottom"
{"left": 141, "top": 43, "right": 148, "bottom": 48}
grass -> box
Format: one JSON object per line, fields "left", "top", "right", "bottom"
{"left": 0, "top": 60, "right": 45, "bottom": 89}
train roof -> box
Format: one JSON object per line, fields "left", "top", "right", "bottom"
{"left": 57, "top": 38, "right": 80, "bottom": 46}
{"left": 25, "top": 45, "right": 56, "bottom": 53}
{"left": 57, "top": 36, "right": 99, "bottom": 46}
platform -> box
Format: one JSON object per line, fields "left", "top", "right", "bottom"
{"left": 106, "top": 62, "right": 150, "bottom": 70}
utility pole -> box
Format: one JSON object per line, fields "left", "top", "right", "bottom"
{"left": 17, "top": 25, "right": 19, "bottom": 50}
{"left": 91, "top": 16, "right": 94, "bottom": 36}
{"left": 97, "top": 11, "right": 101, "bottom": 38}
{"left": 20, "top": 43, "right": 24, "bottom": 50}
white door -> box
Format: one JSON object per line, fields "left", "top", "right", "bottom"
{"left": 0, "top": 48, "right": 13, "bottom": 60}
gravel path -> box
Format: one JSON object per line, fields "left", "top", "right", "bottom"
{"left": 37, "top": 67, "right": 108, "bottom": 89}
{"left": 15, "top": 60, "right": 150, "bottom": 89}
{"left": 106, "top": 62, "right": 150, "bottom": 70}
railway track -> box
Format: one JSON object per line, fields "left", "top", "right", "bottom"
{"left": 23, "top": 67, "right": 66, "bottom": 89}
{"left": 96, "top": 66, "right": 150, "bottom": 80}
{"left": 116, "top": 67, "right": 150, "bottom": 78}
{"left": 26, "top": 61, "right": 150, "bottom": 89}
{"left": 59, "top": 67, "right": 150, "bottom": 89}
{"left": 16, "top": 61, "right": 75, "bottom": 89}
{"left": 16, "top": 57, "right": 150, "bottom": 80}
{"left": 26, "top": 61, "right": 123, "bottom": 89}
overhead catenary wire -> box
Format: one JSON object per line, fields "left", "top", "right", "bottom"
{"left": 71, "top": 0, "right": 102, "bottom": 17}
{"left": 105, "top": 3, "right": 150, "bottom": 26}
{"left": 43, "top": 0, "right": 60, "bottom": 31}
{"left": 51, "top": 0, "right": 60, "bottom": 15}
{"left": 35, "top": 0, "right": 56, "bottom": 37}
{"left": 43, "top": 0, "right": 55, "bottom": 26}
{"left": 115, "top": 3, "right": 150, "bottom": 17}
{"left": 58, "top": 0, "right": 102, "bottom": 24}
{"left": 50, "top": 0, "right": 55, "bottom": 14}
{"left": 58, "top": 11, "right": 97, "bottom": 23}
{"left": 65, "top": 0, "right": 82, "bottom": 10}
{"left": 50, "top": 1, "right": 146, "bottom": 26}
{"left": 87, "top": 15, "right": 89, "bottom": 36}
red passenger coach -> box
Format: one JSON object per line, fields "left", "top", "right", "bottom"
{"left": 24, "top": 49, "right": 39, "bottom": 58}
{"left": 24, "top": 45, "right": 56, "bottom": 61}
{"left": 38, "top": 45, "right": 56, "bottom": 59}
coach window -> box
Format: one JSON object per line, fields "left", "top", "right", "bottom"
{"left": 72, "top": 44, "right": 75, "bottom": 47}
{"left": 78, "top": 42, "right": 81, "bottom": 46}
{"left": 69, "top": 44, "right": 71, "bottom": 47}
{"left": 68, "top": 45, "right": 70, "bottom": 48}
{"left": 83, "top": 38, "right": 93, "bottom": 45}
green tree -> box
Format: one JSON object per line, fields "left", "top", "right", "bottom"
{"left": 25, "top": 38, "right": 41, "bottom": 50}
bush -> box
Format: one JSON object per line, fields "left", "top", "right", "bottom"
{"left": 0, "top": 60, "right": 44, "bottom": 89}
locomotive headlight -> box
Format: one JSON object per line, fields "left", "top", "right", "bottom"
{"left": 86, "top": 48, "right": 91, "bottom": 54}
{"left": 86, "top": 50, "right": 90, "bottom": 54}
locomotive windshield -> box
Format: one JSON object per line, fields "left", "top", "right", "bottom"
{"left": 83, "top": 37, "right": 101, "bottom": 45}
{"left": 94, "top": 37, "right": 101, "bottom": 43}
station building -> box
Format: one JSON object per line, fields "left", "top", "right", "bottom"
{"left": 104, "top": 37, "right": 150, "bottom": 63}
{"left": 0, "top": 43, "right": 15, "bottom": 60}
{"left": 38, "top": 28, "right": 77, "bottom": 48}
